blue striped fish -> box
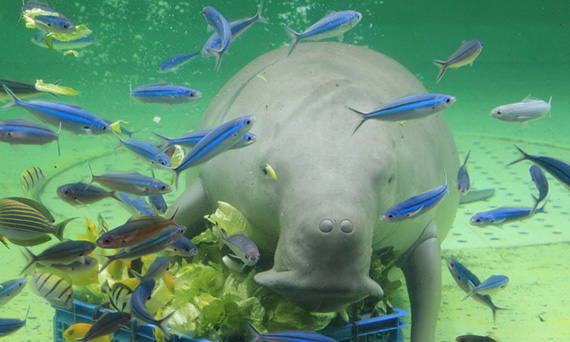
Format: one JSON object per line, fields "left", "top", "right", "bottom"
{"left": 282, "top": 10, "right": 362, "bottom": 56}
{"left": 469, "top": 200, "right": 546, "bottom": 227}
{"left": 20, "top": 240, "right": 97, "bottom": 275}
{"left": 202, "top": 1, "right": 268, "bottom": 58}
{"left": 446, "top": 258, "right": 507, "bottom": 323}
{"left": 31, "top": 32, "right": 95, "bottom": 51}
{"left": 0, "top": 85, "right": 110, "bottom": 135}
{"left": 57, "top": 182, "right": 117, "bottom": 206}
{"left": 157, "top": 52, "right": 200, "bottom": 73}
{"left": 0, "top": 279, "right": 27, "bottom": 306}
{"left": 162, "top": 235, "right": 198, "bottom": 257}
{"left": 149, "top": 195, "right": 167, "bottom": 215}
{"left": 130, "top": 83, "right": 201, "bottom": 105}
{"left": 0, "top": 308, "right": 29, "bottom": 337}
{"left": 112, "top": 132, "right": 171, "bottom": 167}
{"left": 22, "top": 2, "right": 76, "bottom": 34}
{"left": 131, "top": 256, "right": 170, "bottom": 283}
{"left": 154, "top": 130, "right": 256, "bottom": 156}
{"left": 348, "top": 93, "right": 456, "bottom": 134}
{"left": 89, "top": 165, "right": 171, "bottom": 196}
{"left": 529, "top": 165, "right": 548, "bottom": 203}
{"left": 130, "top": 279, "right": 174, "bottom": 339}
{"left": 28, "top": 270, "right": 73, "bottom": 309}
{"left": 0, "top": 119, "right": 61, "bottom": 155}
{"left": 0, "top": 197, "right": 76, "bottom": 243}
{"left": 248, "top": 321, "right": 339, "bottom": 342}
{"left": 381, "top": 173, "right": 449, "bottom": 222}
{"left": 203, "top": 6, "right": 232, "bottom": 72}
{"left": 508, "top": 145, "right": 570, "bottom": 190}
{"left": 160, "top": 116, "right": 255, "bottom": 188}
{"left": 20, "top": 166, "right": 47, "bottom": 193}
{"left": 462, "top": 275, "right": 509, "bottom": 301}
{"left": 114, "top": 192, "right": 157, "bottom": 217}
{"left": 433, "top": 40, "right": 483, "bottom": 83}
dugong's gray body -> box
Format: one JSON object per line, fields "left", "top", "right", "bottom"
{"left": 172, "top": 42, "right": 459, "bottom": 342}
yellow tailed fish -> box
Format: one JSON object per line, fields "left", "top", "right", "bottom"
{"left": 109, "top": 120, "right": 129, "bottom": 135}
{"left": 106, "top": 259, "right": 127, "bottom": 281}
{"left": 20, "top": 166, "right": 46, "bottom": 193}
{"left": 35, "top": 79, "right": 77, "bottom": 96}
{"left": 163, "top": 272, "right": 175, "bottom": 294}
{"left": 63, "top": 323, "right": 111, "bottom": 342}
{"left": 77, "top": 216, "right": 98, "bottom": 242}
{"left": 70, "top": 259, "right": 100, "bottom": 286}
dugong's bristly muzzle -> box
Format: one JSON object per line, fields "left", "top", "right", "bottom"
{"left": 254, "top": 215, "right": 383, "bottom": 312}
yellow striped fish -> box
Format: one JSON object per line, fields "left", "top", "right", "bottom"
{"left": 20, "top": 166, "right": 46, "bottom": 193}
{"left": 0, "top": 197, "right": 76, "bottom": 244}
{"left": 29, "top": 270, "right": 73, "bottom": 309}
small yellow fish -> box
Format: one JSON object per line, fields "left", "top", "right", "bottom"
{"left": 163, "top": 272, "right": 175, "bottom": 294}
{"left": 70, "top": 259, "right": 100, "bottom": 286}
{"left": 77, "top": 216, "right": 97, "bottom": 242}
{"left": 63, "top": 50, "right": 79, "bottom": 57}
{"left": 35, "top": 79, "right": 77, "bottom": 95}
{"left": 107, "top": 259, "right": 127, "bottom": 281}
{"left": 63, "top": 323, "right": 111, "bottom": 342}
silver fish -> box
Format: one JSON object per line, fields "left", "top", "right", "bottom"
{"left": 162, "top": 236, "right": 198, "bottom": 257}
{"left": 469, "top": 199, "right": 546, "bottom": 227}
{"left": 490, "top": 96, "right": 551, "bottom": 125}
{"left": 21, "top": 240, "right": 97, "bottom": 274}
{"left": 216, "top": 225, "right": 259, "bottom": 267}
{"left": 457, "top": 151, "right": 471, "bottom": 194}
{"left": 22, "top": 2, "right": 76, "bottom": 34}
{"left": 0, "top": 279, "right": 27, "bottom": 306}
{"left": 282, "top": 10, "right": 362, "bottom": 56}
{"left": 0, "top": 119, "right": 61, "bottom": 155}
{"left": 131, "top": 256, "right": 170, "bottom": 283}
{"left": 0, "top": 307, "right": 29, "bottom": 337}
{"left": 31, "top": 32, "right": 95, "bottom": 51}
{"left": 88, "top": 165, "right": 171, "bottom": 196}
{"left": 37, "top": 256, "right": 98, "bottom": 276}
{"left": 433, "top": 40, "right": 483, "bottom": 83}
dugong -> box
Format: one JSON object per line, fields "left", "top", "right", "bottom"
{"left": 172, "top": 42, "right": 460, "bottom": 342}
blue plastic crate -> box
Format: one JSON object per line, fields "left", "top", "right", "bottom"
{"left": 54, "top": 300, "right": 407, "bottom": 342}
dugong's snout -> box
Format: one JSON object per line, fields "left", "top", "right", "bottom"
{"left": 254, "top": 215, "right": 383, "bottom": 312}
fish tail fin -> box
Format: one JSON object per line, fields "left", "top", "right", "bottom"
{"left": 167, "top": 206, "right": 179, "bottom": 222}
{"left": 255, "top": 1, "right": 269, "bottom": 24}
{"left": 0, "top": 84, "right": 23, "bottom": 111}
{"left": 506, "top": 145, "right": 529, "bottom": 166}
{"left": 55, "top": 217, "right": 78, "bottom": 240}
{"left": 432, "top": 60, "right": 447, "bottom": 84}
{"left": 536, "top": 196, "right": 548, "bottom": 214}
{"left": 491, "top": 303, "right": 510, "bottom": 324}
{"left": 548, "top": 95, "right": 552, "bottom": 118}
{"left": 173, "top": 168, "right": 180, "bottom": 190}
{"left": 158, "top": 311, "right": 175, "bottom": 339}
{"left": 97, "top": 254, "right": 114, "bottom": 273}
{"left": 152, "top": 132, "right": 172, "bottom": 155}
{"left": 110, "top": 129, "right": 123, "bottom": 150}
{"left": 214, "top": 51, "right": 224, "bottom": 72}
{"left": 282, "top": 24, "right": 300, "bottom": 56}
{"left": 87, "top": 163, "right": 96, "bottom": 184}
{"left": 346, "top": 106, "right": 368, "bottom": 135}
{"left": 247, "top": 321, "right": 262, "bottom": 341}
{"left": 130, "top": 269, "right": 143, "bottom": 282}
{"left": 20, "top": 248, "right": 38, "bottom": 275}
{"left": 463, "top": 150, "right": 471, "bottom": 166}
{"left": 56, "top": 121, "right": 62, "bottom": 157}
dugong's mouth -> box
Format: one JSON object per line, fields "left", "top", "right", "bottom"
{"left": 254, "top": 268, "right": 383, "bottom": 312}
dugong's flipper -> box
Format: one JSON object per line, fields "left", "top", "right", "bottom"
{"left": 169, "top": 178, "right": 213, "bottom": 235}
{"left": 397, "top": 221, "right": 441, "bottom": 342}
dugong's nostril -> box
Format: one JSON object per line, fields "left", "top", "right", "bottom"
{"left": 319, "top": 219, "right": 334, "bottom": 233}
{"left": 340, "top": 219, "right": 354, "bottom": 233}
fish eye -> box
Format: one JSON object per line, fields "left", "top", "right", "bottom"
{"left": 246, "top": 120, "right": 251, "bottom": 124}
{"left": 160, "top": 185, "right": 166, "bottom": 190}
{"left": 47, "top": 23, "right": 52, "bottom": 26}
{"left": 446, "top": 98, "right": 451, "bottom": 103}
{"left": 102, "top": 126, "right": 107, "bottom": 130}
{"left": 64, "top": 190, "right": 70, "bottom": 194}
{"left": 104, "top": 238, "right": 112, "bottom": 244}
{"left": 476, "top": 218, "right": 481, "bottom": 222}
{"left": 496, "top": 111, "right": 501, "bottom": 115}
{"left": 63, "top": 24, "right": 68, "bottom": 29}
{"left": 388, "top": 214, "right": 393, "bottom": 219}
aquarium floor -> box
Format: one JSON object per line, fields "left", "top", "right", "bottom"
{"left": 0, "top": 134, "right": 568, "bottom": 341}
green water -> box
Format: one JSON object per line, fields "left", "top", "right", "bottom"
{"left": 0, "top": 0, "right": 569, "bottom": 341}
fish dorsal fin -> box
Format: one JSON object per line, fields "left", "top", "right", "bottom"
{"left": 521, "top": 94, "right": 540, "bottom": 102}
{"left": 7, "top": 197, "right": 55, "bottom": 223}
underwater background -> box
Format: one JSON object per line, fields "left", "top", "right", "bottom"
{"left": 0, "top": 0, "right": 569, "bottom": 341}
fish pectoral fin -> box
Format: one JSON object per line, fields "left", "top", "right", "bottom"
{"left": 493, "top": 218, "right": 506, "bottom": 226}
{"left": 407, "top": 206, "right": 424, "bottom": 218}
